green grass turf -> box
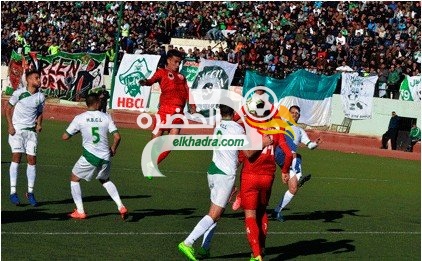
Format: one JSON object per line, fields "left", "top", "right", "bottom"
{"left": 1, "top": 118, "right": 420, "bottom": 260}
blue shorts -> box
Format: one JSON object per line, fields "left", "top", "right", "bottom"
{"left": 275, "top": 146, "right": 302, "bottom": 174}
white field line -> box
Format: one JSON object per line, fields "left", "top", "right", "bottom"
{"left": 1, "top": 231, "right": 419, "bottom": 236}
{"left": 29, "top": 164, "right": 390, "bottom": 182}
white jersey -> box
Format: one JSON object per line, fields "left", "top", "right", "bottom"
{"left": 66, "top": 110, "right": 118, "bottom": 163}
{"left": 9, "top": 88, "right": 45, "bottom": 130}
{"left": 291, "top": 125, "right": 318, "bottom": 149}
{"left": 208, "top": 120, "right": 245, "bottom": 176}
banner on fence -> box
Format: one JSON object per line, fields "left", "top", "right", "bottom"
{"left": 8, "top": 50, "right": 106, "bottom": 101}
{"left": 111, "top": 53, "right": 160, "bottom": 111}
{"left": 189, "top": 58, "right": 238, "bottom": 118}
{"left": 341, "top": 73, "right": 377, "bottom": 120}
{"left": 399, "top": 75, "right": 421, "bottom": 101}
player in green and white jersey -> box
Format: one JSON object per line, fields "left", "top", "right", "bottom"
{"left": 178, "top": 100, "right": 245, "bottom": 261}
{"left": 6, "top": 70, "right": 45, "bottom": 207}
{"left": 62, "top": 92, "right": 127, "bottom": 220}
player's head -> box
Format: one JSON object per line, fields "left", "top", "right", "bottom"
{"left": 219, "top": 97, "right": 235, "bottom": 119}
{"left": 166, "top": 49, "right": 184, "bottom": 72}
{"left": 86, "top": 92, "right": 100, "bottom": 109}
{"left": 25, "top": 70, "right": 41, "bottom": 89}
{"left": 289, "top": 105, "right": 301, "bottom": 123}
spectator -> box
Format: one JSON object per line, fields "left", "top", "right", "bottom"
{"left": 381, "top": 111, "right": 400, "bottom": 150}
{"left": 406, "top": 123, "right": 421, "bottom": 152}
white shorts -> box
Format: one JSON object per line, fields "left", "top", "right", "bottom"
{"left": 8, "top": 129, "right": 38, "bottom": 156}
{"left": 72, "top": 156, "right": 111, "bottom": 181}
{"left": 289, "top": 157, "right": 302, "bottom": 180}
{"left": 207, "top": 173, "right": 236, "bottom": 208}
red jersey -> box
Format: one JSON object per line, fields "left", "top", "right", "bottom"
{"left": 146, "top": 68, "right": 189, "bottom": 115}
{"left": 239, "top": 136, "right": 278, "bottom": 176}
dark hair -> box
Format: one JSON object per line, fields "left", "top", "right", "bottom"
{"left": 25, "top": 70, "right": 40, "bottom": 78}
{"left": 219, "top": 97, "right": 235, "bottom": 117}
{"left": 86, "top": 92, "right": 100, "bottom": 107}
{"left": 166, "top": 49, "right": 184, "bottom": 60}
{"left": 289, "top": 105, "right": 301, "bottom": 113}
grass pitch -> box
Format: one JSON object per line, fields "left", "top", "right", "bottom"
{"left": 1, "top": 118, "right": 420, "bottom": 260}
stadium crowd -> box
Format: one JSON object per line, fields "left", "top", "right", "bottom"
{"left": 1, "top": 1, "right": 421, "bottom": 97}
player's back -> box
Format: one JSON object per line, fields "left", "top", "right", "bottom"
{"left": 240, "top": 136, "right": 278, "bottom": 176}
{"left": 71, "top": 110, "right": 117, "bottom": 161}
{"left": 210, "top": 120, "right": 245, "bottom": 176}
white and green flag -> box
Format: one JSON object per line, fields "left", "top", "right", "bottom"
{"left": 243, "top": 70, "right": 340, "bottom": 126}
{"left": 341, "top": 73, "right": 378, "bottom": 120}
{"left": 399, "top": 75, "right": 421, "bottom": 101}
{"left": 111, "top": 54, "right": 160, "bottom": 111}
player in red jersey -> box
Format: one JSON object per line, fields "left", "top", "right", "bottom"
{"left": 140, "top": 49, "right": 196, "bottom": 166}
{"left": 239, "top": 109, "right": 293, "bottom": 261}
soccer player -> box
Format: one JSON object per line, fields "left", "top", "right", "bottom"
{"left": 139, "top": 49, "right": 196, "bottom": 169}
{"left": 240, "top": 128, "right": 281, "bottom": 261}
{"left": 272, "top": 105, "right": 321, "bottom": 222}
{"left": 62, "top": 93, "right": 127, "bottom": 220}
{"left": 178, "top": 101, "right": 245, "bottom": 261}
{"left": 6, "top": 70, "right": 45, "bottom": 207}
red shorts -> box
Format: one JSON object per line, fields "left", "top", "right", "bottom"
{"left": 240, "top": 173, "right": 274, "bottom": 210}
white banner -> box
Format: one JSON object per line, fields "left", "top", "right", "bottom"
{"left": 111, "top": 54, "right": 160, "bottom": 111}
{"left": 189, "top": 59, "right": 238, "bottom": 119}
{"left": 341, "top": 73, "right": 378, "bottom": 120}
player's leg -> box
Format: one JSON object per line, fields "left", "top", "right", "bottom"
{"left": 157, "top": 128, "right": 180, "bottom": 164}
{"left": 241, "top": 174, "right": 262, "bottom": 259}
{"left": 9, "top": 153, "right": 22, "bottom": 205}
{"left": 25, "top": 131, "right": 39, "bottom": 206}
{"left": 8, "top": 131, "right": 24, "bottom": 205}
{"left": 69, "top": 173, "right": 86, "bottom": 219}
{"left": 199, "top": 175, "right": 234, "bottom": 257}
{"left": 68, "top": 156, "right": 94, "bottom": 219}
{"left": 98, "top": 163, "right": 127, "bottom": 219}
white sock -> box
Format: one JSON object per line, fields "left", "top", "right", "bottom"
{"left": 71, "top": 181, "right": 84, "bottom": 213}
{"left": 184, "top": 215, "right": 214, "bottom": 246}
{"left": 27, "top": 164, "right": 36, "bottom": 193}
{"left": 10, "top": 162, "right": 19, "bottom": 194}
{"left": 201, "top": 222, "right": 217, "bottom": 250}
{"left": 102, "top": 181, "right": 123, "bottom": 209}
{"left": 281, "top": 190, "right": 295, "bottom": 210}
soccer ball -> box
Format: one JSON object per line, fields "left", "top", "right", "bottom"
{"left": 246, "top": 92, "right": 272, "bottom": 117}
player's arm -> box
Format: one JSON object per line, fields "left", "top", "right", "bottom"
{"left": 278, "top": 134, "right": 295, "bottom": 184}
{"left": 300, "top": 128, "right": 321, "bottom": 149}
{"left": 110, "top": 131, "right": 121, "bottom": 157}
{"left": 35, "top": 98, "right": 45, "bottom": 133}
{"left": 139, "top": 69, "right": 161, "bottom": 86}
{"left": 5, "top": 103, "right": 15, "bottom": 135}
{"left": 62, "top": 117, "right": 79, "bottom": 140}
{"left": 6, "top": 92, "right": 19, "bottom": 135}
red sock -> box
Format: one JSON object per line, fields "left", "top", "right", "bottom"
{"left": 245, "top": 217, "right": 261, "bottom": 257}
{"left": 259, "top": 212, "right": 268, "bottom": 249}
{"left": 157, "top": 151, "right": 170, "bottom": 164}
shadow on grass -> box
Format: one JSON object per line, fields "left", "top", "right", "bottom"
{"left": 129, "top": 208, "right": 197, "bottom": 222}
{"left": 212, "top": 239, "right": 355, "bottom": 260}
{"left": 2, "top": 208, "right": 69, "bottom": 224}
{"left": 282, "top": 209, "right": 365, "bottom": 223}
{"left": 39, "top": 195, "right": 151, "bottom": 207}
